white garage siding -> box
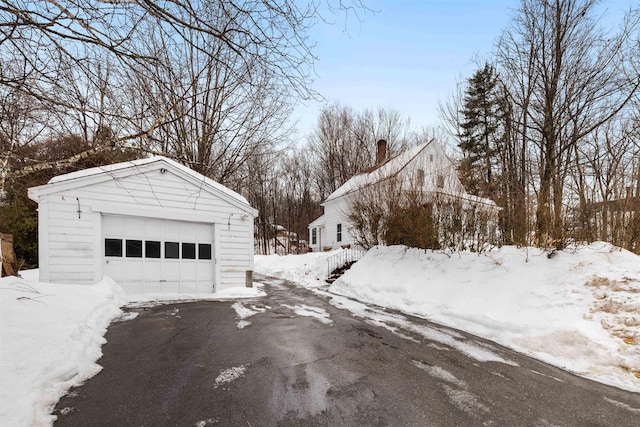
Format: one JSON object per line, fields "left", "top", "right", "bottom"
{"left": 38, "top": 197, "right": 97, "bottom": 284}
{"left": 29, "top": 157, "right": 256, "bottom": 292}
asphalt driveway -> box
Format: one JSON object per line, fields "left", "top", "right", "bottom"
{"left": 53, "top": 275, "right": 640, "bottom": 426}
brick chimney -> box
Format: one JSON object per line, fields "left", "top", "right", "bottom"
{"left": 376, "top": 139, "right": 387, "bottom": 165}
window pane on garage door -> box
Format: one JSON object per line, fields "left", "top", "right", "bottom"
{"left": 165, "top": 242, "right": 179, "bottom": 259}
{"left": 182, "top": 243, "right": 196, "bottom": 259}
{"left": 145, "top": 241, "right": 161, "bottom": 258}
{"left": 199, "top": 243, "right": 212, "bottom": 259}
{"left": 105, "top": 239, "right": 122, "bottom": 257}
{"left": 126, "top": 240, "right": 143, "bottom": 257}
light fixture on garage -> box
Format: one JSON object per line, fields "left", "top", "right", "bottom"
{"left": 160, "top": 168, "right": 167, "bottom": 174}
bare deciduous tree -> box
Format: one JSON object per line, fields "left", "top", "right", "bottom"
{"left": 0, "top": 0, "right": 366, "bottom": 189}
{"left": 308, "top": 103, "right": 412, "bottom": 199}
{"left": 495, "top": 0, "right": 640, "bottom": 246}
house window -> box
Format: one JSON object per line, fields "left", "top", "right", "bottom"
{"left": 165, "top": 242, "right": 179, "bottom": 259}
{"left": 437, "top": 174, "right": 445, "bottom": 188}
{"left": 145, "top": 241, "right": 161, "bottom": 258}
{"left": 337, "top": 224, "right": 342, "bottom": 242}
{"left": 105, "top": 239, "right": 122, "bottom": 257}
{"left": 312, "top": 228, "right": 317, "bottom": 245}
{"left": 416, "top": 169, "right": 425, "bottom": 185}
{"left": 182, "top": 242, "right": 196, "bottom": 259}
{"left": 126, "top": 240, "right": 143, "bottom": 258}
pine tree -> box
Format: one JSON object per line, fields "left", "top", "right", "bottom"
{"left": 457, "top": 63, "right": 502, "bottom": 199}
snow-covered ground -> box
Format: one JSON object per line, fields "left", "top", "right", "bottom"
{"left": 0, "top": 271, "right": 264, "bottom": 427}
{"left": 254, "top": 242, "right": 640, "bottom": 393}
{"left": 254, "top": 249, "right": 343, "bottom": 287}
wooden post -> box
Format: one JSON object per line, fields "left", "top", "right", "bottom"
{"left": 246, "top": 270, "right": 253, "bottom": 288}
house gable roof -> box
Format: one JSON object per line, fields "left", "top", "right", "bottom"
{"left": 28, "top": 156, "right": 256, "bottom": 215}
{"left": 324, "top": 140, "right": 434, "bottom": 204}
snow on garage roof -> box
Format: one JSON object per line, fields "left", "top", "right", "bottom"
{"left": 47, "top": 156, "right": 250, "bottom": 206}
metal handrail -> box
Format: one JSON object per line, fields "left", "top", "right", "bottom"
{"left": 327, "top": 246, "right": 367, "bottom": 276}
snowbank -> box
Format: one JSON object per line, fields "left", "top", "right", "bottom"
{"left": 0, "top": 273, "right": 127, "bottom": 427}
{"left": 252, "top": 243, "right": 640, "bottom": 392}
{"left": 254, "top": 249, "right": 345, "bottom": 287}
{"left": 329, "top": 243, "right": 640, "bottom": 392}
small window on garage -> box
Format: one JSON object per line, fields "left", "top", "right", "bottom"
{"left": 105, "top": 239, "right": 122, "bottom": 257}
{"left": 198, "top": 243, "right": 212, "bottom": 260}
{"left": 165, "top": 242, "right": 179, "bottom": 259}
{"left": 182, "top": 242, "right": 196, "bottom": 259}
{"left": 126, "top": 240, "right": 143, "bottom": 258}
{"left": 337, "top": 223, "right": 342, "bottom": 242}
{"left": 145, "top": 241, "right": 161, "bottom": 258}
{"left": 312, "top": 228, "right": 317, "bottom": 245}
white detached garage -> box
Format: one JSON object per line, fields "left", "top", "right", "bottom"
{"left": 28, "top": 156, "right": 257, "bottom": 294}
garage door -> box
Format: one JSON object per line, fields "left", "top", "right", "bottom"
{"left": 102, "top": 215, "right": 215, "bottom": 294}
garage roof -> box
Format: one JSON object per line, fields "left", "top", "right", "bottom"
{"left": 29, "top": 156, "right": 256, "bottom": 214}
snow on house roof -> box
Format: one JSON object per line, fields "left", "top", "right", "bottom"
{"left": 324, "top": 140, "right": 499, "bottom": 209}
{"left": 324, "top": 141, "right": 433, "bottom": 203}
{"left": 47, "top": 156, "right": 250, "bottom": 205}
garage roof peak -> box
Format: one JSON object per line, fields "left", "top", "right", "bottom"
{"left": 32, "top": 156, "right": 251, "bottom": 208}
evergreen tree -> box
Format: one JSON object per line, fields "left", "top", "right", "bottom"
{"left": 457, "top": 63, "right": 502, "bottom": 199}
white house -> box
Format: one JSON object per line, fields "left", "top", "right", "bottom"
{"left": 28, "top": 156, "right": 257, "bottom": 294}
{"left": 308, "top": 139, "right": 498, "bottom": 251}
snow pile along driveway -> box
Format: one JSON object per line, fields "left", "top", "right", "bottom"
{"left": 0, "top": 273, "right": 127, "bottom": 427}
{"left": 329, "top": 243, "right": 640, "bottom": 392}
{"left": 254, "top": 249, "right": 344, "bottom": 287}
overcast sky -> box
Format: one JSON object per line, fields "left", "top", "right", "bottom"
{"left": 291, "top": 0, "right": 633, "bottom": 139}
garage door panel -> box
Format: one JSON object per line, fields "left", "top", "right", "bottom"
{"left": 195, "top": 222, "right": 213, "bottom": 237}
{"left": 143, "top": 259, "right": 162, "bottom": 281}
{"left": 126, "top": 281, "right": 144, "bottom": 294}
{"left": 104, "top": 258, "right": 123, "bottom": 282}
{"left": 179, "top": 223, "right": 197, "bottom": 242}
{"left": 196, "top": 263, "right": 212, "bottom": 279}
{"left": 160, "top": 281, "right": 181, "bottom": 293}
{"left": 196, "top": 281, "right": 213, "bottom": 293}
{"left": 144, "top": 218, "right": 163, "bottom": 238}
{"left": 161, "top": 259, "right": 181, "bottom": 281}
{"left": 180, "top": 281, "right": 197, "bottom": 294}
{"left": 102, "top": 215, "right": 215, "bottom": 294}
{"left": 180, "top": 260, "right": 197, "bottom": 280}
{"left": 164, "top": 224, "right": 180, "bottom": 242}
{"left": 143, "top": 281, "right": 162, "bottom": 294}
{"left": 125, "top": 217, "right": 145, "bottom": 238}
{"left": 103, "top": 217, "right": 123, "bottom": 235}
